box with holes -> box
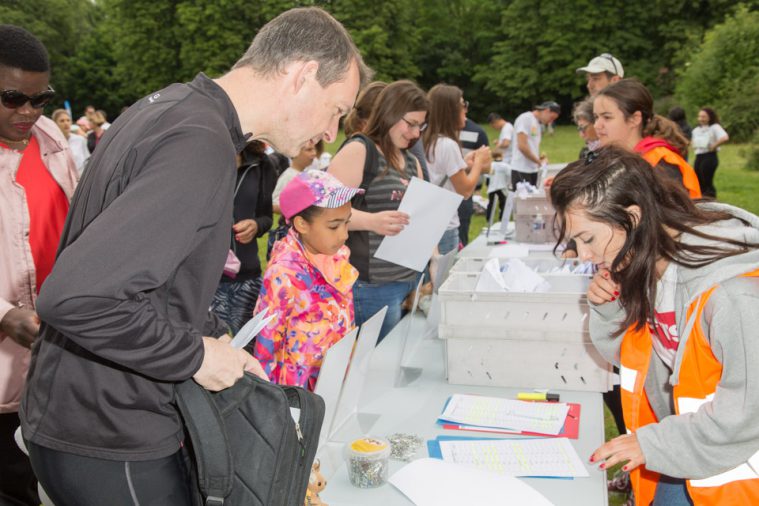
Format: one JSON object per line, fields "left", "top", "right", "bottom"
{"left": 437, "top": 272, "right": 613, "bottom": 392}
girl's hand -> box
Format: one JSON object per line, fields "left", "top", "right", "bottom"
{"left": 588, "top": 268, "right": 621, "bottom": 305}
{"left": 371, "top": 211, "right": 409, "bottom": 236}
{"left": 590, "top": 433, "right": 645, "bottom": 473}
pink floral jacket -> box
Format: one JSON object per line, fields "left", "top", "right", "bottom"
{"left": 253, "top": 229, "right": 357, "bottom": 391}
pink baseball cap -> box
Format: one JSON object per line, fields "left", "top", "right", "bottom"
{"left": 279, "top": 170, "right": 364, "bottom": 221}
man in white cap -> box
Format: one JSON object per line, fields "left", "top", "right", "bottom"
{"left": 576, "top": 53, "right": 624, "bottom": 96}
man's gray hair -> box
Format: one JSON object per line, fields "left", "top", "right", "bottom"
{"left": 234, "top": 7, "right": 373, "bottom": 87}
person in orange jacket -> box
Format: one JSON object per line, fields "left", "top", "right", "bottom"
{"left": 593, "top": 78, "right": 701, "bottom": 199}
{"left": 551, "top": 146, "right": 759, "bottom": 506}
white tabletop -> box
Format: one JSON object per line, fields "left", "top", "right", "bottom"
{"left": 319, "top": 315, "right": 609, "bottom": 505}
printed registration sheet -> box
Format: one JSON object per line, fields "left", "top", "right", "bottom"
{"left": 438, "top": 438, "right": 589, "bottom": 478}
{"left": 438, "top": 394, "right": 570, "bottom": 435}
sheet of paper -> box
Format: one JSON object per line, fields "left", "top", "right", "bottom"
{"left": 389, "top": 458, "right": 555, "bottom": 506}
{"left": 231, "top": 308, "right": 276, "bottom": 349}
{"left": 475, "top": 258, "right": 507, "bottom": 293}
{"left": 438, "top": 438, "right": 589, "bottom": 478}
{"left": 374, "top": 177, "right": 463, "bottom": 272}
{"left": 438, "top": 394, "right": 569, "bottom": 435}
{"left": 500, "top": 258, "right": 550, "bottom": 293}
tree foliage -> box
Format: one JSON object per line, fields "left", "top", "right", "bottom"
{"left": 2, "top": 0, "right": 754, "bottom": 125}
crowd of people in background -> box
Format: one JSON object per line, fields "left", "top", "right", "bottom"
{"left": 1, "top": 10, "right": 751, "bottom": 506}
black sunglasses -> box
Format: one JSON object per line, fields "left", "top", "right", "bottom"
{"left": 1, "top": 86, "right": 55, "bottom": 109}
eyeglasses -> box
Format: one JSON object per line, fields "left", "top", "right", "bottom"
{"left": 0, "top": 86, "right": 55, "bottom": 109}
{"left": 462, "top": 100, "right": 470, "bottom": 110}
{"left": 599, "top": 53, "right": 619, "bottom": 76}
{"left": 401, "top": 117, "right": 427, "bottom": 132}
{"left": 577, "top": 124, "right": 591, "bottom": 133}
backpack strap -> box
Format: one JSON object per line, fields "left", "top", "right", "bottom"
{"left": 337, "top": 133, "right": 379, "bottom": 209}
{"left": 175, "top": 380, "right": 234, "bottom": 505}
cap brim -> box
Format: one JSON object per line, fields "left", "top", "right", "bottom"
{"left": 319, "top": 187, "right": 365, "bottom": 209}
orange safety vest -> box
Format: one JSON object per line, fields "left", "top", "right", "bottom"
{"left": 619, "top": 269, "right": 759, "bottom": 506}
{"left": 639, "top": 145, "right": 702, "bottom": 199}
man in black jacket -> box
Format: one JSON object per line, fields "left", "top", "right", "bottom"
{"left": 20, "top": 7, "right": 370, "bottom": 505}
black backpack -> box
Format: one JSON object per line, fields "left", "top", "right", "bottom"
{"left": 176, "top": 373, "right": 325, "bottom": 506}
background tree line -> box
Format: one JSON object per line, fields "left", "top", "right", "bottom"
{"left": 2, "top": 0, "right": 758, "bottom": 153}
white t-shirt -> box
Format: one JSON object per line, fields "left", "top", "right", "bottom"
{"left": 426, "top": 136, "right": 467, "bottom": 230}
{"left": 272, "top": 167, "right": 300, "bottom": 206}
{"left": 510, "top": 111, "right": 541, "bottom": 174}
{"left": 691, "top": 124, "right": 728, "bottom": 155}
{"left": 498, "top": 122, "right": 514, "bottom": 146}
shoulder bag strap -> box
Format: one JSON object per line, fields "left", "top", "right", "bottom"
{"left": 175, "top": 380, "right": 234, "bottom": 505}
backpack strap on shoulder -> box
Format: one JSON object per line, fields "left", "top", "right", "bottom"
{"left": 337, "top": 133, "right": 379, "bottom": 209}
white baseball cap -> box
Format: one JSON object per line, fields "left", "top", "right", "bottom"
{"left": 576, "top": 53, "right": 624, "bottom": 77}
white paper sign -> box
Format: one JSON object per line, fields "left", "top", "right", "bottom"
{"left": 374, "top": 177, "right": 463, "bottom": 272}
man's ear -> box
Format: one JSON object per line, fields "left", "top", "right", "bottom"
{"left": 626, "top": 205, "right": 642, "bottom": 227}
{"left": 290, "top": 60, "right": 320, "bottom": 95}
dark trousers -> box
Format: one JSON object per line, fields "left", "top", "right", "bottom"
{"left": 28, "top": 442, "right": 193, "bottom": 506}
{"left": 0, "top": 412, "right": 40, "bottom": 506}
{"left": 694, "top": 152, "right": 719, "bottom": 198}
{"left": 457, "top": 197, "right": 474, "bottom": 246}
{"left": 486, "top": 190, "right": 507, "bottom": 223}
{"left": 511, "top": 170, "right": 538, "bottom": 190}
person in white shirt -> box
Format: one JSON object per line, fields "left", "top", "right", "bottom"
{"left": 510, "top": 101, "right": 560, "bottom": 190}
{"left": 424, "top": 84, "right": 491, "bottom": 254}
{"left": 691, "top": 107, "right": 729, "bottom": 198}
{"left": 52, "top": 108, "right": 89, "bottom": 174}
{"left": 487, "top": 112, "right": 513, "bottom": 157}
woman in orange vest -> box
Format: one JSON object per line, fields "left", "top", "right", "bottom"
{"left": 593, "top": 79, "right": 701, "bottom": 199}
{"left": 550, "top": 146, "right": 759, "bottom": 506}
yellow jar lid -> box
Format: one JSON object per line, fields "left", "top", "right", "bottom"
{"left": 350, "top": 437, "right": 388, "bottom": 454}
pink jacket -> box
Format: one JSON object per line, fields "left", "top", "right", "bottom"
{"left": 0, "top": 115, "right": 78, "bottom": 413}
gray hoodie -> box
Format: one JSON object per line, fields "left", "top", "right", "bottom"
{"left": 590, "top": 202, "right": 759, "bottom": 479}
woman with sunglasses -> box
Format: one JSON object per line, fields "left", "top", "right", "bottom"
{"left": 328, "top": 80, "right": 428, "bottom": 340}
{"left": 551, "top": 146, "right": 759, "bottom": 506}
{"left": 593, "top": 79, "right": 701, "bottom": 198}
{"left": 422, "top": 84, "right": 491, "bottom": 254}
{"left": 0, "top": 24, "right": 78, "bottom": 506}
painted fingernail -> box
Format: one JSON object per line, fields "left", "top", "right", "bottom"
{"left": 611, "top": 297, "right": 616, "bottom": 301}
{"left": 613, "top": 291, "right": 619, "bottom": 296}
{"left": 599, "top": 463, "right": 606, "bottom": 469}
{"left": 622, "top": 466, "right": 628, "bottom": 472}
{"left": 589, "top": 456, "right": 595, "bottom": 463}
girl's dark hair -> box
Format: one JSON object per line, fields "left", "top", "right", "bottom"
{"left": 365, "top": 80, "right": 429, "bottom": 173}
{"left": 344, "top": 81, "right": 387, "bottom": 137}
{"left": 423, "top": 84, "right": 463, "bottom": 160}
{"left": 550, "top": 146, "right": 757, "bottom": 335}
{"left": 598, "top": 79, "right": 689, "bottom": 157}
{"left": 700, "top": 107, "right": 720, "bottom": 126}
{"left": 292, "top": 205, "right": 323, "bottom": 224}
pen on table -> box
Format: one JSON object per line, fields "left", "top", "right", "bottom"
{"left": 517, "top": 392, "right": 560, "bottom": 402}
{"left": 487, "top": 240, "right": 508, "bottom": 246}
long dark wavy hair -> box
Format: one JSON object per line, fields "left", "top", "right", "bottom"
{"left": 550, "top": 146, "right": 757, "bottom": 334}
{"left": 364, "top": 80, "right": 429, "bottom": 173}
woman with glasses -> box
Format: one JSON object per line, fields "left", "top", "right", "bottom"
{"left": 593, "top": 79, "right": 701, "bottom": 198}
{"left": 0, "top": 24, "right": 78, "bottom": 506}
{"left": 573, "top": 97, "right": 600, "bottom": 160}
{"left": 423, "top": 84, "right": 491, "bottom": 254}
{"left": 328, "top": 80, "right": 429, "bottom": 340}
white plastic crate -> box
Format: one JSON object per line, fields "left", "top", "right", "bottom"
{"left": 438, "top": 272, "right": 590, "bottom": 341}
{"left": 513, "top": 193, "right": 556, "bottom": 243}
{"left": 437, "top": 271, "right": 613, "bottom": 392}
{"left": 450, "top": 257, "right": 586, "bottom": 275}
